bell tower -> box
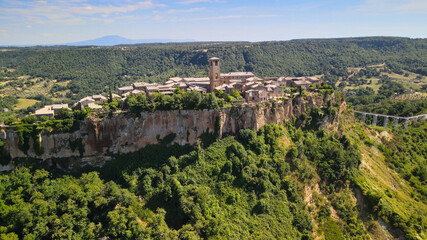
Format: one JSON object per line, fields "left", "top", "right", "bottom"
{"left": 209, "top": 57, "right": 221, "bottom": 92}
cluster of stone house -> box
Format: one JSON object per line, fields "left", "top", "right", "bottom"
{"left": 116, "top": 57, "right": 321, "bottom": 103}
{"left": 34, "top": 57, "right": 321, "bottom": 118}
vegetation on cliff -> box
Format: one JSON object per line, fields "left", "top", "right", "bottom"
{"left": 1, "top": 102, "right": 425, "bottom": 239}
{"left": 0, "top": 121, "right": 363, "bottom": 239}
{"left": 125, "top": 90, "right": 223, "bottom": 113}
{"left": 0, "top": 37, "right": 426, "bottom": 239}
{"left": 2, "top": 108, "right": 90, "bottom": 158}
{"left": 380, "top": 123, "right": 427, "bottom": 201}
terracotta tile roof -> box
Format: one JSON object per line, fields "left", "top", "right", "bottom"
{"left": 118, "top": 86, "right": 133, "bottom": 91}
{"left": 221, "top": 72, "right": 254, "bottom": 77}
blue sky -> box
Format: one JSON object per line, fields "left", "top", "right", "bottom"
{"left": 0, "top": 0, "right": 426, "bottom": 45}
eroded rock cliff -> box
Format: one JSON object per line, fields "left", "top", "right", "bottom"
{"left": 1, "top": 94, "right": 339, "bottom": 168}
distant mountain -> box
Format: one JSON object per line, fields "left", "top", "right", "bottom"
{"left": 65, "top": 35, "right": 195, "bottom": 46}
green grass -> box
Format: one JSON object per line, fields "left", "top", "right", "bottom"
{"left": 343, "top": 77, "right": 381, "bottom": 92}
{"left": 351, "top": 133, "right": 427, "bottom": 239}
{"left": 366, "top": 63, "right": 386, "bottom": 68}
{"left": 340, "top": 114, "right": 427, "bottom": 239}
{"left": 13, "top": 98, "right": 39, "bottom": 110}
{"left": 384, "top": 72, "right": 425, "bottom": 91}
{"left": 321, "top": 218, "right": 344, "bottom": 240}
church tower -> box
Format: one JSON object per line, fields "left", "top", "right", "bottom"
{"left": 209, "top": 57, "right": 221, "bottom": 92}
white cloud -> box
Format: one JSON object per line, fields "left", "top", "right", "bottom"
{"left": 53, "top": 18, "right": 86, "bottom": 26}
{"left": 90, "top": 17, "right": 115, "bottom": 24}
{"left": 178, "top": 0, "right": 213, "bottom": 5}
{"left": 0, "top": 0, "right": 166, "bottom": 26}
{"left": 166, "top": 7, "right": 205, "bottom": 14}
{"left": 175, "top": 14, "right": 280, "bottom": 22}
{"left": 350, "top": 0, "right": 427, "bottom": 15}
{"left": 152, "top": 15, "right": 164, "bottom": 21}
{"left": 69, "top": 1, "right": 165, "bottom": 16}
{"left": 398, "top": 0, "right": 427, "bottom": 11}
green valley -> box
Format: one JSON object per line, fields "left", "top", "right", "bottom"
{"left": 0, "top": 37, "right": 426, "bottom": 240}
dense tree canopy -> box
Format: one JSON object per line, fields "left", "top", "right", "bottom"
{"left": 0, "top": 37, "right": 426, "bottom": 239}
{"left": 0, "top": 116, "right": 375, "bottom": 239}
{"left": 0, "top": 37, "right": 425, "bottom": 99}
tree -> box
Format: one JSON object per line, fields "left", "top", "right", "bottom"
{"left": 230, "top": 89, "right": 242, "bottom": 99}
{"left": 215, "top": 90, "right": 231, "bottom": 102}
{"left": 57, "top": 108, "right": 73, "bottom": 119}
{"left": 108, "top": 88, "right": 113, "bottom": 103}
{"left": 182, "top": 90, "right": 202, "bottom": 109}
{"left": 199, "top": 93, "right": 219, "bottom": 109}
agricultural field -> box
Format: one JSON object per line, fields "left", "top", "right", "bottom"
{"left": 0, "top": 68, "right": 72, "bottom": 120}
{"left": 336, "top": 67, "right": 426, "bottom": 93}
{"left": 13, "top": 98, "right": 39, "bottom": 110}
{"left": 0, "top": 71, "right": 70, "bottom": 99}
{"left": 343, "top": 77, "right": 382, "bottom": 92}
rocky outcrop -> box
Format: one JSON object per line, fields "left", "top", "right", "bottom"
{"left": 1, "top": 94, "right": 338, "bottom": 167}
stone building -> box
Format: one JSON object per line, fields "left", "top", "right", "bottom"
{"left": 92, "top": 95, "right": 108, "bottom": 104}
{"left": 118, "top": 86, "right": 133, "bottom": 95}
{"left": 114, "top": 57, "right": 321, "bottom": 104}
{"left": 74, "top": 95, "right": 106, "bottom": 110}
{"left": 245, "top": 90, "right": 268, "bottom": 102}
{"left": 35, "top": 104, "right": 69, "bottom": 118}
{"left": 208, "top": 57, "right": 256, "bottom": 92}
{"left": 209, "top": 57, "right": 221, "bottom": 92}
{"left": 220, "top": 72, "right": 256, "bottom": 84}
{"left": 292, "top": 80, "right": 312, "bottom": 90}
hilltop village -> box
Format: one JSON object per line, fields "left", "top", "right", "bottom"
{"left": 35, "top": 57, "right": 322, "bottom": 118}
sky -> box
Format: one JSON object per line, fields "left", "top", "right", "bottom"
{"left": 0, "top": 0, "right": 426, "bottom": 45}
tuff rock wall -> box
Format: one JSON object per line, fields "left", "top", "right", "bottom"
{"left": 0, "top": 94, "right": 338, "bottom": 168}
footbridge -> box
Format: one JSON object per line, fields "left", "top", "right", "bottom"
{"left": 354, "top": 111, "right": 427, "bottom": 129}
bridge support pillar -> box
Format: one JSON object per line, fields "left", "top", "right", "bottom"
{"left": 372, "top": 115, "right": 377, "bottom": 126}
{"left": 355, "top": 113, "right": 426, "bottom": 128}
{"left": 361, "top": 113, "right": 366, "bottom": 123}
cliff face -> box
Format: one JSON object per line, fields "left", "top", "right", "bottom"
{"left": 1, "top": 94, "right": 337, "bottom": 167}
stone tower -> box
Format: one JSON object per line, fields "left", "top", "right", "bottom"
{"left": 209, "top": 57, "right": 221, "bottom": 92}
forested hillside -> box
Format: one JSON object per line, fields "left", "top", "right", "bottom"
{"left": 0, "top": 37, "right": 426, "bottom": 239}
{"left": 1, "top": 37, "right": 426, "bottom": 100}
{"left": 1, "top": 105, "right": 426, "bottom": 239}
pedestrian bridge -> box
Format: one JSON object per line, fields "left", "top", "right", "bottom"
{"left": 354, "top": 111, "right": 427, "bottom": 129}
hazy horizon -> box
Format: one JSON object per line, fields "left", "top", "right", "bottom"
{"left": 1, "top": 0, "right": 426, "bottom": 45}
{"left": 2, "top": 35, "right": 426, "bottom": 47}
